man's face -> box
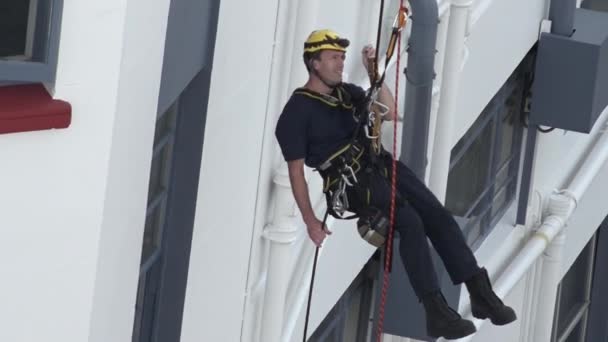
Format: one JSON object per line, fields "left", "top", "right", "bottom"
{"left": 313, "top": 50, "right": 346, "bottom": 86}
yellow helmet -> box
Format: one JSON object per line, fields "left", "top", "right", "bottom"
{"left": 303, "top": 29, "right": 350, "bottom": 53}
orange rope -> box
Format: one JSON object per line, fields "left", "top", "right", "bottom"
{"left": 375, "top": 2, "right": 406, "bottom": 341}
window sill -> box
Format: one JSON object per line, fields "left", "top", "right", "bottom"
{"left": 0, "top": 84, "right": 71, "bottom": 135}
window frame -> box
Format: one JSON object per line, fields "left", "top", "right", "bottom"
{"left": 445, "top": 63, "right": 528, "bottom": 247}
{"left": 0, "top": 0, "right": 64, "bottom": 83}
{"left": 551, "top": 233, "right": 598, "bottom": 342}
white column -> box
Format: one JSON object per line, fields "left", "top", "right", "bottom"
{"left": 260, "top": 165, "right": 299, "bottom": 342}
{"left": 428, "top": 0, "right": 474, "bottom": 202}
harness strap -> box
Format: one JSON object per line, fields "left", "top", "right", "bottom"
{"left": 293, "top": 85, "right": 353, "bottom": 109}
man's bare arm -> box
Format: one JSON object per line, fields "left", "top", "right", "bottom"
{"left": 287, "top": 159, "right": 316, "bottom": 224}
{"left": 287, "top": 159, "right": 331, "bottom": 246}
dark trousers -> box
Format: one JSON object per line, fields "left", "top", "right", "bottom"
{"left": 350, "top": 156, "right": 481, "bottom": 299}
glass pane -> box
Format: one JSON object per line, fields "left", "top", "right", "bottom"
{"left": 582, "top": 0, "right": 608, "bottom": 11}
{"left": 563, "top": 318, "right": 584, "bottom": 342}
{"left": 494, "top": 158, "right": 513, "bottom": 192}
{"left": 141, "top": 208, "right": 162, "bottom": 263}
{"left": 446, "top": 118, "right": 494, "bottom": 216}
{"left": 464, "top": 215, "right": 483, "bottom": 246}
{"left": 155, "top": 106, "right": 177, "bottom": 145}
{"left": 491, "top": 177, "right": 513, "bottom": 215}
{"left": 147, "top": 142, "right": 174, "bottom": 205}
{"left": 497, "top": 107, "right": 516, "bottom": 167}
{"left": 0, "top": 0, "right": 30, "bottom": 58}
{"left": 147, "top": 152, "right": 164, "bottom": 204}
{"left": 556, "top": 242, "right": 594, "bottom": 333}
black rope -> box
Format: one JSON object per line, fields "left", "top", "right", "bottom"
{"left": 303, "top": 210, "right": 330, "bottom": 342}
{"left": 374, "top": 0, "right": 385, "bottom": 83}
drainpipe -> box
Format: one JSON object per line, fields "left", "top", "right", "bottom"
{"left": 511, "top": 4, "right": 578, "bottom": 337}
{"left": 451, "top": 114, "right": 608, "bottom": 342}
{"left": 260, "top": 165, "right": 299, "bottom": 342}
{"left": 549, "top": 0, "right": 576, "bottom": 36}
{"left": 400, "top": 0, "right": 439, "bottom": 180}
{"left": 428, "top": 0, "right": 474, "bottom": 203}
{"left": 533, "top": 231, "right": 566, "bottom": 341}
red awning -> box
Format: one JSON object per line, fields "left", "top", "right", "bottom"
{"left": 0, "top": 83, "right": 72, "bottom": 135}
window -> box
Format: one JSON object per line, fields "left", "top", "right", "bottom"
{"left": 309, "top": 255, "right": 379, "bottom": 342}
{"left": 445, "top": 54, "right": 533, "bottom": 246}
{"left": 132, "top": 102, "right": 179, "bottom": 342}
{"left": 551, "top": 233, "right": 598, "bottom": 342}
{"left": 582, "top": 0, "right": 608, "bottom": 11}
{"left": 0, "top": 0, "right": 64, "bottom": 82}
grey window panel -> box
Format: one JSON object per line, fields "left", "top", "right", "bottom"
{"left": 551, "top": 232, "right": 597, "bottom": 342}
{"left": 585, "top": 216, "right": 608, "bottom": 342}
{"left": 0, "top": 0, "right": 64, "bottom": 83}
{"left": 157, "top": 0, "right": 217, "bottom": 114}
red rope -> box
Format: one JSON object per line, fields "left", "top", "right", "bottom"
{"left": 375, "top": 3, "right": 404, "bottom": 341}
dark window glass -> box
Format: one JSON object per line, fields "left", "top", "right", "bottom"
{"left": 0, "top": 0, "right": 30, "bottom": 58}
{"left": 582, "top": 0, "right": 608, "bottom": 11}
{"left": 133, "top": 102, "right": 179, "bottom": 342}
{"left": 552, "top": 234, "right": 597, "bottom": 342}
{"left": 446, "top": 118, "right": 494, "bottom": 216}
{"left": 0, "top": 0, "right": 63, "bottom": 83}
{"left": 444, "top": 52, "right": 532, "bottom": 245}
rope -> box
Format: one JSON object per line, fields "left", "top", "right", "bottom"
{"left": 375, "top": 1, "right": 405, "bottom": 341}
{"left": 303, "top": 210, "right": 330, "bottom": 342}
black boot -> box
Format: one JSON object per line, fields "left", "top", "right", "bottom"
{"left": 465, "top": 268, "right": 517, "bottom": 325}
{"left": 421, "top": 291, "right": 476, "bottom": 339}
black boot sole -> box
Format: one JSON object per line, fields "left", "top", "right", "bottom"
{"left": 427, "top": 324, "right": 476, "bottom": 340}
{"left": 472, "top": 309, "right": 517, "bottom": 326}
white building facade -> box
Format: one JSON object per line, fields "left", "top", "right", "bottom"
{"left": 0, "top": 0, "right": 607, "bottom": 341}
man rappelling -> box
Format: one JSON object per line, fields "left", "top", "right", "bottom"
{"left": 274, "top": 29, "right": 516, "bottom": 340}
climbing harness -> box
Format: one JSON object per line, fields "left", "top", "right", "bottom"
{"left": 302, "top": 4, "right": 408, "bottom": 341}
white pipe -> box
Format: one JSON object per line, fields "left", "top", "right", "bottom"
{"left": 260, "top": 165, "right": 300, "bottom": 342}
{"left": 450, "top": 116, "right": 608, "bottom": 342}
{"left": 533, "top": 231, "right": 566, "bottom": 342}
{"left": 428, "top": 0, "right": 474, "bottom": 203}
{"left": 425, "top": 7, "right": 451, "bottom": 184}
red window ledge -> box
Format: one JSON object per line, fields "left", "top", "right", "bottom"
{"left": 0, "top": 84, "right": 72, "bottom": 135}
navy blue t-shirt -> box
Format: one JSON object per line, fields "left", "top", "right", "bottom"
{"left": 275, "top": 83, "right": 366, "bottom": 168}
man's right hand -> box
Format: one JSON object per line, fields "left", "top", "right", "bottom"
{"left": 305, "top": 217, "right": 332, "bottom": 247}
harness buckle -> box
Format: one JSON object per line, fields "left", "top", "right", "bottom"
{"left": 331, "top": 180, "right": 349, "bottom": 215}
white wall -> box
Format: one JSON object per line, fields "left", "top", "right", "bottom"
{"left": 452, "top": 0, "right": 547, "bottom": 147}
{"left": 179, "top": 0, "right": 279, "bottom": 340}
{"left": 0, "top": 2, "right": 123, "bottom": 342}
{"left": 0, "top": 0, "right": 170, "bottom": 341}
{"left": 88, "top": 0, "right": 171, "bottom": 341}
